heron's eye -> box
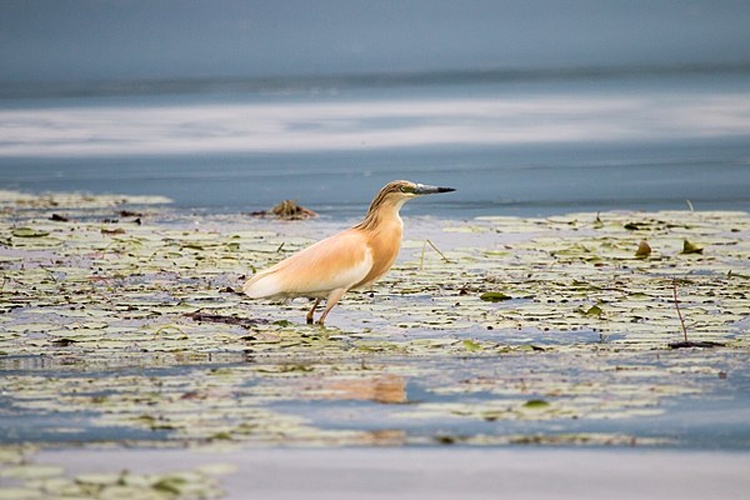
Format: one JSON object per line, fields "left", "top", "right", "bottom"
{"left": 399, "top": 185, "right": 412, "bottom": 193}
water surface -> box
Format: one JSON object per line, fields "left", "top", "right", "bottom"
{"left": 2, "top": 68, "right": 749, "bottom": 219}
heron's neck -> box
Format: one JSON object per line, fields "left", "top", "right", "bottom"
{"left": 354, "top": 198, "right": 406, "bottom": 232}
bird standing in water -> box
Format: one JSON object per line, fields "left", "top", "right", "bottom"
{"left": 243, "top": 180, "right": 455, "bottom": 325}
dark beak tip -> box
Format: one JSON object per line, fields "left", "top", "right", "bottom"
{"left": 414, "top": 184, "right": 456, "bottom": 195}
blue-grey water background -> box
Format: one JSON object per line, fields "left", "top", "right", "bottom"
{"left": 2, "top": 67, "right": 750, "bottom": 220}
{"left": 3, "top": 1, "right": 750, "bottom": 219}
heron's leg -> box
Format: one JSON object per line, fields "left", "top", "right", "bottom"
{"left": 317, "top": 288, "right": 347, "bottom": 326}
{"left": 306, "top": 298, "right": 321, "bottom": 324}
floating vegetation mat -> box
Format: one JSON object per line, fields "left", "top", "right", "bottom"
{"left": 1, "top": 191, "right": 750, "bottom": 493}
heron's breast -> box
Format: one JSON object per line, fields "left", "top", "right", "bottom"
{"left": 355, "top": 224, "right": 403, "bottom": 288}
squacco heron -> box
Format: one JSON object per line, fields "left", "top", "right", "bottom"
{"left": 243, "top": 180, "right": 455, "bottom": 325}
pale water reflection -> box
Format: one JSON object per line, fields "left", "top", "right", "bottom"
{"left": 3, "top": 94, "right": 750, "bottom": 157}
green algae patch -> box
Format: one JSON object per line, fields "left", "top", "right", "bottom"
{"left": 0, "top": 191, "right": 749, "bottom": 461}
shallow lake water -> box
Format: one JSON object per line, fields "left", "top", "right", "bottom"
{"left": 2, "top": 69, "right": 750, "bottom": 218}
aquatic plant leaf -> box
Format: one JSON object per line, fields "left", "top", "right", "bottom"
{"left": 681, "top": 239, "right": 704, "bottom": 254}
{"left": 462, "top": 339, "right": 483, "bottom": 352}
{"left": 0, "top": 463, "right": 65, "bottom": 480}
{"left": 11, "top": 227, "right": 50, "bottom": 238}
{"left": 583, "top": 304, "right": 604, "bottom": 317}
{"left": 635, "top": 239, "right": 652, "bottom": 258}
{"left": 523, "top": 399, "right": 550, "bottom": 409}
{"left": 480, "top": 292, "right": 512, "bottom": 302}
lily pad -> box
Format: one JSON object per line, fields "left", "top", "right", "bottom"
{"left": 480, "top": 292, "right": 513, "bottom": 302}
{"left": 11, "top": 227, "right": 50, "bottom": 238}
{"left": 523, "top": 399, "right": 551, "bottom": 409}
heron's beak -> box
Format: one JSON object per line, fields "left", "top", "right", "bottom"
{"left": 413, "top": 184, "right": 456, "bottom": 195}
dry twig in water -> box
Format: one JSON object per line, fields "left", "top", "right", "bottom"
{"left": 669, "top": 279, "right": 724, "bottom": 349}
{"left": 420, "top": 239, "right": 451, "bottom": 270}
{"left": 673, "top": 279, "right": 689, "bottom": 344}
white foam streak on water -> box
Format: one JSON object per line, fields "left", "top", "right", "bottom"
{"left": 2, "top": 94, "right": 750, "bottom": 157}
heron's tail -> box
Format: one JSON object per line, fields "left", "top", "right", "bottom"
{"left": 242, "top": 272, "right": 283, "bottom": 299}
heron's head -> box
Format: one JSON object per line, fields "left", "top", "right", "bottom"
{"left": 355, "top": 180, "right": 454, "bottom": 229}
{"left": 366, "top": 180, "right": 455, "bottom": 214}
{"left": 383, "top": 180, "right": 455, "bottom": 199}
